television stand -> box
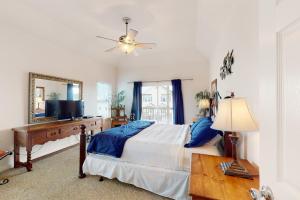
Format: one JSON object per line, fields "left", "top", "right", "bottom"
{"left": 12, "top": 117, "right": 102, "bottom": 171}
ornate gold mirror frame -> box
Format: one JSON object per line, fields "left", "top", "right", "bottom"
{"left": 29, "top": 72, "right": 83, "bottom": 124}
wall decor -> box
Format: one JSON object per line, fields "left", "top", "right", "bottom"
{"left": 36, "top": 87, "right": 45, "bottom": 101}
{"left": 220, "top": 49, "right": 234, "bottom": 80}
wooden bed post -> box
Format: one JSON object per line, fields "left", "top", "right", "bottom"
{"left": 79, "top": 124, "right": 86, "bottom": 179}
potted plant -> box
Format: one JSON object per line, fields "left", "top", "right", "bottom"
{"left": 112, "top": 90, "right": 125, "bottom": 108}
{"left": 111, "top": 91, "right": 127, "bottom": 120}
{"left": 195, "top": 90, "right": 211, "bottom": 117}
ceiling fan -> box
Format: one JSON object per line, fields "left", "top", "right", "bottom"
{"left": 96, "top": 17, "right": 156, "bottom": 55}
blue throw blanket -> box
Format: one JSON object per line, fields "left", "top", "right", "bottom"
{"left": 87, "top": 120, "right": 154, "bottom": 158}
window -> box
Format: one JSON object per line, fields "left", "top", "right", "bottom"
{"left": 72, "top": 84, "right": 80, "bottom": 100}
{"left": 141, "top": 82, "right": 173, "bottom": 124}
{"left": 97, "top": 82, "right": 112, "bottom": 118}
{"left": 160, "top": 94, "right": 167, "bottom": 103}
{"left": 142, "top": 94, "right": 152, "bottom": 103}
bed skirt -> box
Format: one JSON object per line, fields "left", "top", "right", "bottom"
{"left": 83, "top": 154, "right": 190, "bottom": 200}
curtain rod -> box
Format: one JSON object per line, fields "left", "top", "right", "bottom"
{"left": 127, "top": 78, "right": 193, "bottom": 84}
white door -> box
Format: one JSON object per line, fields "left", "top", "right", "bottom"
{"left": 259, "top": 0, "right": 300, "bottom": 199}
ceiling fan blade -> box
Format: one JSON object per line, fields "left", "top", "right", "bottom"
{"left": 136, "top": 43, "right": 156, "bottom": 49}
{"left": 96, "top": 36, "right": 119, "bottom": 42}
{"left": 127, "top": 29, "right": 138, "bottom": 40}
{"left": 104, "top": 47, "right": 117, "bottom": 52}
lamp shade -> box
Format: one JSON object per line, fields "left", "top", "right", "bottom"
{"left": 211, "top": 98, "right": 258, "bottom": 132}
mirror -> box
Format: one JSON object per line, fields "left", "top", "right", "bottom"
{"left": 29, "top": 73, "right": 83, "bottom": 124}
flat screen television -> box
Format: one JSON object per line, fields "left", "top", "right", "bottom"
{"left": 45, "top": 100, "right": 84, "bottom": 120}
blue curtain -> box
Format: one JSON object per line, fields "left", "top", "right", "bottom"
{"left": 67, "top": 83, "right": 74, "bottom": 100}
{"left": 171, "top": 79, "right": 185, "bottom": 124}
{"left": 131, "top": 82, "right": 142, "bottom": 120}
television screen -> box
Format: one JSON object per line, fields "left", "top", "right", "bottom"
{"left": 45, "top": 100, "right": 84, "bottom": 120}
{"left": 45, "top": 100, "right": 59, "bottom": 118}
{"left": 74, "top": 100, "right": 84, "bottom": 118}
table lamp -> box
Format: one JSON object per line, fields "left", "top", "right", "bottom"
{"left": 211, "top": 97, "right": 258, "bottom": 179}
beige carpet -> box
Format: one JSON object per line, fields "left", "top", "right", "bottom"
{"left": 0, "top": 146, "right": 168, "bottom": 200}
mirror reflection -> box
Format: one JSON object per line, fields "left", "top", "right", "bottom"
{"left": 29, "top": 73, "right": 83, "bottom": 124}
{"left": 34, "top": 79, "right": 80, "bottom": 118}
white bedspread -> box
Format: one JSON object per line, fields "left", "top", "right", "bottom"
{"left": 83, "top": 123, "right": 220, "bottom": 200}
{"left": 121, "top": 123, "right": 189, "bottom": 170}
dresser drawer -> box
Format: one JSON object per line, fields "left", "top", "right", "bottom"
{"left": 85, "top": 121, "right": 98, "bottom": 131}
{"left": 61, "top": 126, "right": 80, "bottom": 136}
{"left": 31, "top": 132, "right": 47, "bottom": 145}
{"left": 88, "top": 121, "right": 97, "bottom": 128}
{"left": 46, "top": 129, "right": 61, "bottom": 140}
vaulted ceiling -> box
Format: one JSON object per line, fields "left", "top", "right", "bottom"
{"left": 2, "top": 0, "right": 226, "bottom": 67}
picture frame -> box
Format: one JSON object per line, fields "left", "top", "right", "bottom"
{"left": 36, "top": 87, "right": 45, "bottom": 101}
{"left": 211, "top": 79, "right": 218, "bottom": 117}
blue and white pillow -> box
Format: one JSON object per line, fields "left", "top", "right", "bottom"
{"left": 185, "top": 117, "right": 223, "bottom": 148}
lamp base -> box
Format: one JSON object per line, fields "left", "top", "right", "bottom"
{"left": 220, "top": 160, "right": 253, "bottom": 179}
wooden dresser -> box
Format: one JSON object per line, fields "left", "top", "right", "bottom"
{"left": 189, "top": 154, "right": 259, "bottom": 200}
{"left": 12, "top": 117, "right": 102, "bottom": 171}
{"left": 111, "top": 106, "right": 128, "bottom": 127}
{"left": 111, "top": 117, "right": 128, "bottom": 127}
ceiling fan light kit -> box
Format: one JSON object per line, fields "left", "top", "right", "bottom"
{"left": 96, "top": 17, "right": 156, "bottom": 55}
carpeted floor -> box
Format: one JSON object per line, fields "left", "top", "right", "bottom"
{"left": 0, "top": 146, "right": 168, "bottom": 200}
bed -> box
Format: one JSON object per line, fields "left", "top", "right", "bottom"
{"left": 78, "top": 121, "right": 227, "bottom": 200}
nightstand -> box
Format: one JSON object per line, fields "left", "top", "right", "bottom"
{"left": 189, "top": 154, "right": 259, "bottom": 200}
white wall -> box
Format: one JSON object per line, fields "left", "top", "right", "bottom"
{"left": 0, "top": 17, "right": 116, "bottom": 172}
{"left": 117, "top": 51, "right": 209, "bottom": 123}
{"left": 198, "top": 0, "right": 260, "bottom": 164}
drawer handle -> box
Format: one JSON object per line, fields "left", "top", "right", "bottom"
{"left": 73, "top": 127, "right": 78, "bottom": 130}
{"left": 50, "top": 132, "right": 57, "bottom": 136}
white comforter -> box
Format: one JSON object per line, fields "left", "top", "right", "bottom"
{"left": 86, "top": 123, "right": 220, "bottom": 171}
{"left": 83, "top": 123, "right": 220, "bottom": 200}
{"left": 120, "top": 123, "right": 190, "bottom": 171}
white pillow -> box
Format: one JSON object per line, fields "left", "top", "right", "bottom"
{"left": 206, "top": 134, "right": 222, "bottom": 146}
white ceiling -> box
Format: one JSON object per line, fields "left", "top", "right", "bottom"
{"left": 2, "top": 0, "right": 214, "bottom": 67}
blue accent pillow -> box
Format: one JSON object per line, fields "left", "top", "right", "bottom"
{"left": 185, "top": 117, "right": 223, "bottom": 148}
{"left": 190, "top": 117, "right": 211, "bottom": 133}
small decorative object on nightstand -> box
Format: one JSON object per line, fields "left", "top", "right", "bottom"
{"left": 189, "top": 154, "right": 259, "bottom": 200}
{"left": 211, "top": 94, "right": 258, "bottom": 179}
{"left": 0, "top": 149, "right": 13, "bottom": 185}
